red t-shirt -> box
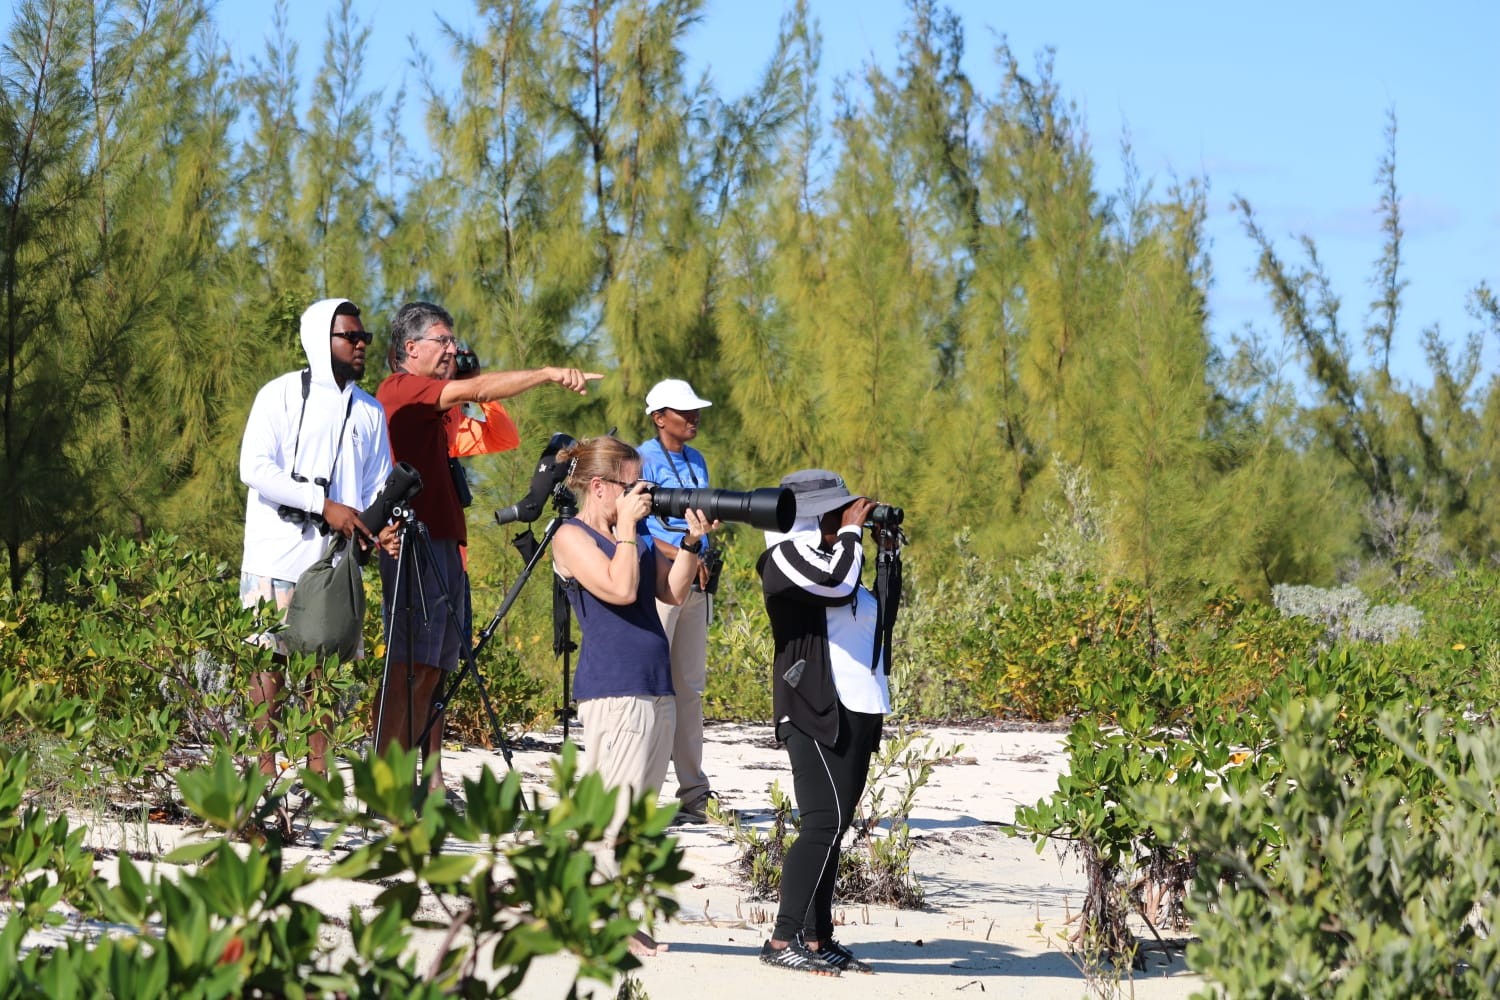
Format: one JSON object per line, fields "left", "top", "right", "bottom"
{"left": 377, "top": 373, "right": 466, "bottom": 543}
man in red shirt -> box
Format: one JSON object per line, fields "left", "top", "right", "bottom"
{"left": 374, "top": 301, "right": 600, "bottom": 794}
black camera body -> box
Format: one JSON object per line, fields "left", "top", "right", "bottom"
{"left": 495, "top": 432, "right": 577, "bottom": 526}
{"left": 648, "top": 485, "right": 794, "bottom": 533}
{"left": 354, "top": 462, "right": 423, "bottom": 559}
{"left": 865, "top": 503, "right": 904, "bottom": 530}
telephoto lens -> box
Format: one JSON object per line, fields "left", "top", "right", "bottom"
{"left": 650, "top": 486, "right": 795, "bottom": 533}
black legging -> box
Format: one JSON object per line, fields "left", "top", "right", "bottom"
{"left": 773, "top": 703, "right": 883, "bottom": 943}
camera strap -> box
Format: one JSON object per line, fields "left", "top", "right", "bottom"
{"left": 288, "top": 369, "right": 312, "bottom": 479}
{"left": 870, "top": 542, "right": 902, "bottom": 675}
{"left": 655, "top": 437, "right": 710, "bottom": 554}
{"left": 656, "top": 437, "right": 701, "bottom": 488}
{"left": 288, "top": 368, "right": 354, "bottom": 491}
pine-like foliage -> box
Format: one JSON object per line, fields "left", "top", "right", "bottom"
{"left": 1, "top": 0, "right": 98, "bottom": 592}
{"left": 1096, "top": 173, "right": 1217, "bottom": 600}
{"left": 2, "top": 0, "right": 246, "bottom": 588}
{"left": 2, "top": 0, "right": 1494, "bottom": 605}
{"left": 1237, "top": 111, "right": 1499, "bottom": 582}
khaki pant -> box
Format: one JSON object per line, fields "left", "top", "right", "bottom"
{"left": 657, "top": 589, "right": 711, "bottom": 806}
{"left": 578, "top": 694, "right": 677, "bottom": 840}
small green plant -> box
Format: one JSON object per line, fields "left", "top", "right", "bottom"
{"left": 614, "top": 976, "right": 650, "bottom": 999}
{"left": 1032, "top": 879, "right": 1142, "bottom": 1000}
{"left": 729, "top": 730, "right": 955, "bottom": 908}
{"left": 732, "top": 779, "right": 795, "bottom": 899}
{"left": 842, "top": 731, "right": 962, "bottom": 908}
{"left": 0, "top": 740, "right": 690, "bottom": 997}
{"left": 0, "top": 750, "right": 100, "bottom": 931}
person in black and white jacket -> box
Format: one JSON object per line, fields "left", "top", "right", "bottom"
{"left": 756, "top": 468, "right": 891, "bottom": 976}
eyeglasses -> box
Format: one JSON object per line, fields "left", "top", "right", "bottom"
{"left": 599, "top": 477, "right": 653, "bottom": 491}
{"left": 417, "top": 335, "right": 457, "bottom": 349}
{"left": 332, "top": 330, "right": 373, "bottom": 345}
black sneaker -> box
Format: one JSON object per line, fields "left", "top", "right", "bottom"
{"left": 800, "top": 933, "right": 873, "bottom": 974}
{"left": 759, "top": 939, "right": 841, "bottom": 976}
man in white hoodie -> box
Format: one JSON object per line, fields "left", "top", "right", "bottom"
{"left": 240, "top": 298, "right": 396, "bottom": 776}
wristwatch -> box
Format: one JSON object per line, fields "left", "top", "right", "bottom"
{"left": 680, "top": 536, "right": 703, "bottom": 555}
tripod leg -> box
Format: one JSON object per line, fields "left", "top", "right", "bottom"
{"left": 397, "top": 512, "right": 594, "bottom": 774}
{"left": 404, "top": 538, "right": 424, "bottom": 770}
{"left": 416, "top": 667, "right": 443, "bottom": 787}
{"left": 468, "top": 656, "right": 513, "bottom": 767}
{"left": 374, "top": 519, "right": 436, "bottom": 796}
{"left": 553, "top": 574, "right": 577, "bottom": 740}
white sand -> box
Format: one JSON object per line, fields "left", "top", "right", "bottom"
{"left": 430, "top": 721, "right": 1204, "bottom": 999}
{"left": 69, "top": 721, "right": 1205, "bottom": 998}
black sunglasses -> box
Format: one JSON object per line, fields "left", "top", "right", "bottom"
{"left": 332, "top": 330, "right": 373, "bottom": 345}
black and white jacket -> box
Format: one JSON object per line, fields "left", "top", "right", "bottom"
{"left": 757, "top": 525, "right": 874, "bottom": 748}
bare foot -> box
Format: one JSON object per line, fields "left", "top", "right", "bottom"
{"left": 629, "top": 929, "right": 670, "bottom": 957}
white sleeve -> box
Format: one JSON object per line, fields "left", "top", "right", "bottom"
{"left": 240, "top": 381, "right": 324, "bottom": 513}
{"left": 763, "top": 527, "right": 864, "bottom": 603}
{"left": 360, "top": 406, "right": 394, "bottom": 509}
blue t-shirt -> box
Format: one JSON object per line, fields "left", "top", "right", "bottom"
{"left": 638, "top": 437, "right": 711, "bottom": 549}
{"left": 561, "top": 520, "right": 674, "bottom": 701}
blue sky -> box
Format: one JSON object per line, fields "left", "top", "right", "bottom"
{"left": 216, "top": 1, "right": 1499, "bottom": 381}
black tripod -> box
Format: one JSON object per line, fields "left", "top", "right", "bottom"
{"left": 376, "top": 503, "right": 512, "bottom": 792}
{"left": 481, "top": 485, "right": 582, "bottom": 740}
{"left": 414, "top": 483, "right": 583, "bottom": 767}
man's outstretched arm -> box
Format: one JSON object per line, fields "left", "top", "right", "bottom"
{"left": 435, "top": 367, "right": 601, "bottom": 410}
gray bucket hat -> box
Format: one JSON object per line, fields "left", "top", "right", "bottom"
{"left": 779, "top": 469, "right": 855, "bottom": 519}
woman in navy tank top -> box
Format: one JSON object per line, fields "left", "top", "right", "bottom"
{"left": 551, "top": 435, "right": 718, "bottom": 955}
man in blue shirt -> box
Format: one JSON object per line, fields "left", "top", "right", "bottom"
{"left": 639, "top": 379, "right": 718, "bottom": 821}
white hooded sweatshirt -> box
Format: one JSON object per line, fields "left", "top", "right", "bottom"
{"left": 239, "top": 298, "right": 393, "bottom": 581}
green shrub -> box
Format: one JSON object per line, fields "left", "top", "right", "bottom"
{"left": 0, "top": 748, "right": 99, "bottom": 933}
{"left": 1137, "top": 701, "right": 1500, "bottom": 998}
{"left": 0, "top": 741, "right": 689, "bottom": 997}
{"left": 1, "top": 536, "right": 336, "bottom": 810}
{"left": 1011, "top": 616, "right": 1427, "bottom": 961}
{"left": 702, "top": 532, "right": 773, "bottom": 720}
{"left": 888, "top": 536, "right": 998, "bottom": 721}
{"left": 1008, "top": 562, "right": 1500, "bottom": 971}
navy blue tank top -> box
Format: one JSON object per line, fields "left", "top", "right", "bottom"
{"left": 561, "top": 520, "right": 674, "bottom": 700}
